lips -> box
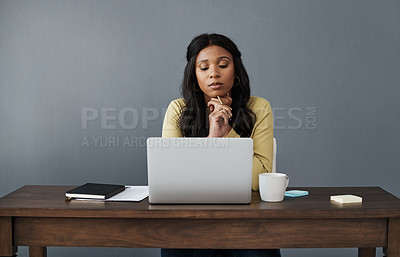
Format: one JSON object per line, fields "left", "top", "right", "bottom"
{"left": 209, "top": 82, "right": 223, "bottom": 89}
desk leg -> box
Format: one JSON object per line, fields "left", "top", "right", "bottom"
{"left": 388, "top": 218, "right": 400, "bottom": 257}
{"left": 0, "top": 217, "right": 16, "bottom": 257}
{"left": 358, "top": 248, "right": 375, "bottom": 257}
{"left": 29, "top": 246, "right": 47, "bottom": 257}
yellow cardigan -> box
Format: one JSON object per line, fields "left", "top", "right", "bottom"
{"left": 162, "top": 96, "right": 273, "bottom": 191}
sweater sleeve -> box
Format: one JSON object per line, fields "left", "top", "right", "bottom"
{"left": 244, "top": 97, "right": 274, "bottom": 191}
{"left": 162, "top": 99, "right": 184, "bottom": 138}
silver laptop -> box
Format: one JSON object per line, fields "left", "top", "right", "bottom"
{"left": 147, "top": 137, "right": 253, "bottom": 204}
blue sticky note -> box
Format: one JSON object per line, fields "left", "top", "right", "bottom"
{"left": 285, "top": 190, "right": 309, "bottom": 197}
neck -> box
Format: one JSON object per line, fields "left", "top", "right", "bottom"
{"left": 203, "top": 94, "right": 211, "bottom": 104}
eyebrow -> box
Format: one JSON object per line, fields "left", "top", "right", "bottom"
{"left": 197, "top": 56, "right": 232, "bottom": 64}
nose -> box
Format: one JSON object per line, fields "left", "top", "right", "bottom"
{"left": 209, "top": 66, "right": 220, "bottom": 79}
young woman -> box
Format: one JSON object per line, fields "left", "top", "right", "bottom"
{"left": 161, "top": 33, "right": 279, "bottom": 257}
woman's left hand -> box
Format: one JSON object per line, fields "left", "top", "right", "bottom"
{"left": 207, "top": 94, "right": 233, "bottom": 112}
{"left": 207, "top": 94, "right": 233, "bottom": 137}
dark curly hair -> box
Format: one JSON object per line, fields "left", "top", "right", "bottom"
{"left": 179, "top": 33, "right": 255, "bottom": 137}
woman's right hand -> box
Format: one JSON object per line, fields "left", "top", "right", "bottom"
{"left": 207, "top": 96, "right": 233, "bottom": 137}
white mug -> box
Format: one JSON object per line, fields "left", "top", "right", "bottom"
{"left": 259, "top": 173, "right": 289, "bottom": 202}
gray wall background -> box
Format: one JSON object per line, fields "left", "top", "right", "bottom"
{"left": 1, "top": 0, "right": 399, "bottom": 256}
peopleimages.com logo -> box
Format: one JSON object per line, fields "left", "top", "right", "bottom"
{"left": 80, "top": 106, "right": 317, "bottom": 148}
{"left": 273, "top": 107, "right": 317, "bottom": 130}
{"left": 147, "top": 137, "right": 230, "bottom": 148}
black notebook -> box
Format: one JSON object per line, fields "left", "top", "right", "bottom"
{"left": 65, "top": 183, "right": 126, "bottom": 199}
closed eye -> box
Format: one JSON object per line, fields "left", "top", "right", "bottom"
{"left": 200, "top": 67, "right": 209, "bottom": 71}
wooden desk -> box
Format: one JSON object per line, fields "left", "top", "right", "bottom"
{"left": 0, "top": 186, "right": 400, "bottom": 257}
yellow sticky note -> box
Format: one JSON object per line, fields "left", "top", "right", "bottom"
{"left": 330, "top": 195, "right": 362, "bottom": 204}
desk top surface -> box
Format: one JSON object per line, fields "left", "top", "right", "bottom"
{"left": 1, "top": 186, "right": 400, "bottom": 219}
